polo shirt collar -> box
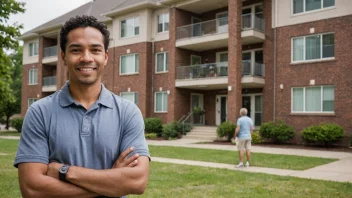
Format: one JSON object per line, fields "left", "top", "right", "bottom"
{"left": 59, "top": 81, "right": 113, "bottom": 109}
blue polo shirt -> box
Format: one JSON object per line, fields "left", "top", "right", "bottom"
{"left": 14, "top": 82, "right": 150, "bottom": 170}
{"left": 236, "top": 116, "right": 254, "bottom": 140}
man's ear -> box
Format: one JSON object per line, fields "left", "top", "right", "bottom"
{"left": 104, "top": 50, "right": 108, "bottom": 66}
{"left": 61, "top": 51, "right": 66, "bottom": 65}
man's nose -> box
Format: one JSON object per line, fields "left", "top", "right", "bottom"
{"left": 80, "top": 50, "right": 93, "bottom": 62}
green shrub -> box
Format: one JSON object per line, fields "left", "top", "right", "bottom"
{"left": 251, "top": 131, "right": 262, "bottom": 144}
{"left": 179, "top": 122, "right": 192, "bottom": 135}
{"left": 259, "top": 120, "right": 295, "bottom": 143}
{"left": 11, "top": 118, "right": 24, "bottom": 133}
{"left": 162, "top": 123, "right": 178, "bottom": 139}
{"left": 217, "top": 121, "right": 236, "bottom": 141}
{"left": 350, "top": 136, "right": 352, "bottom": 148}
{"left": 144, "top": 117, "right": 163, "bottom": 136}
{"left": 302, "top": 123, "right": 345, "bottom": 147}
{"left": 145, "top": 133, "right": 157, "bottom": 140}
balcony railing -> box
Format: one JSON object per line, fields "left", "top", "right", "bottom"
{"left": 176, "top": 17, "right": 228, "bottom": 40}
{"left": 43, "top": 76, "right": 56, "bottom": 87}
{"left": 44, "top": 46, "right": 58, "bottom": 58}
{"left": 242, "top": 14, "right": 265, "bottom": 32}
{"left": 242, "top": 61, "right": 265, "bottom": 77}
{"left": 176, "top": 62, "right": 228, "bottom": 80}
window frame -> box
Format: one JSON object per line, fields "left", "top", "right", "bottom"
{"left": 119, "top": 53, "right": 139, "bottom": 75}
{"left": 120, "top": 92, "right": 139, "bottom": 105}
{"left": 28, "top": 68, "right": 38, "bottom": 85}
{"left": 120, "top": 16, "right": 140, "bottom": 38}
{"left": 154, "top": 91, "right": 168, "bottom": 113}
{"left": 292, "top": 0, "right": 335, "bottom": 15}
{"left": 155, "top": 52, "right": 168, "bottom": 73}
{"left": 29, "top": 42, "right": 39, "bottom": 57}
{"left": 28, "top": 98, "right": 37, "bottom": 107}
{"left": 291, "top": 85, "right": 335, "bottom": 113}
{"left": 157, "top": 13, "right": 169, "bottom": 33}
{"left": 291, "top": 32, "right": 335, "bottom": 63}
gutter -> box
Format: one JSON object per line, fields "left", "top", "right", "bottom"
{"left": 102, "top": 1, "right": 159, "bottom": 17}
{"left": 273, "top": 0, "right": 278, "bottom": 122}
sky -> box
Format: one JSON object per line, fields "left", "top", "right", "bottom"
{"left": 8, "top": 0, "right": 92, "bottom": 34}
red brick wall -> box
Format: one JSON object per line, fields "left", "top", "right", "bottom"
{"left": 276, "top": 15, "right": 352, "bottom": 141}
{"left": 21, "top": 63, "right": 42, "bottom": 116}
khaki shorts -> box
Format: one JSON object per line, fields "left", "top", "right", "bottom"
{"left": 237, "top": 139, "right": 251, "bottom": 150}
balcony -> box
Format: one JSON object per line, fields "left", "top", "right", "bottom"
{"left": 42, "top": 45, "right": 58, "bottom": 65}
{"left": 241, "top": 61, "right": 265, "bottom": 88}
{"left": 42, "top": 76, "right": 57, "bottom": 92}
{"left": 175, "top": 61, "right": 265, "bottom": 89}
{"left": 241, "top": 14, "right": 265, "bottom": 45}
{"left": 175, "top": 62, "right": 229, "bottom": 89}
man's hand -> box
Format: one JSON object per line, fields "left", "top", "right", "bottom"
{"left": 47, "top": 162, "right": 64, "bottom": 179}
{"left": 113, "top": 147, "right": 139, "bottom": 169}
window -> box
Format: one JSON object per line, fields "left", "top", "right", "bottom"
{"left": 121, "top": 17, "right": 139, "bottom": 38}
{"left": 292, "top": 86, "right": 334, "bottom": 113}
{"left": 156, "top": 52, "right": 168, "bottom": 73}
{"left": 28, "top": 98, "right": 37, "bottom": 107}
{"left": 29, "top": 42, "right": 38, "bottom": 56}
{"left": 293, "top": 0, "right": 335, "bottom": 14}
{"left": 155, "top": 92, "right": 168, "bottom": 112}
{"left": 120, "top": 92, "right": 139, "bottom": 105}
{"left": 29, "top": 69, "right": 38, "bottom": 85}
{"left": 157, "top": 13, "right": 169, "bottom": 33}
{"left": 292, "top": 33, "right": 334, "bottom": 62}
{"left": 120, "top": 54, "right": 139, "bottom": 75}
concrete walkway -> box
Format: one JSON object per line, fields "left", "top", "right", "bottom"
{"left": 2, "top": 136, "right": 351, "bottom": 182}
{"left": 148, "top": 139, "right": 352, "bottom": 183}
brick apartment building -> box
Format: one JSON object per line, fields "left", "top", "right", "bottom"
{"left": 19, "top": 0, "right": 352, "bottom": 142}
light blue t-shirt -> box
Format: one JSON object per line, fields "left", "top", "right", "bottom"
{"left": 14, "top": 82, "right": 150, "bottom": 197}
{"left": 236, "top": 116, "right": 254, "bottom": 140}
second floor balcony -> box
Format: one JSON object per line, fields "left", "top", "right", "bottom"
{"left": 42, "top": 76, "right": 57, "bottom": 92}
{"left": 175, "top": 61, "right": 265, "bottom": 89}
{"left": 42, "top": 45, "right": 58, "bottom": 65}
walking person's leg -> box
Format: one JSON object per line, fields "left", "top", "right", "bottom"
{"left": 245, "top": 140, "right": 251, "bottom": 167}
{"left": 236, "top": 139, "right": 245, "bottom": 168}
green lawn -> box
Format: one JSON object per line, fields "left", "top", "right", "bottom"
{"left": 130, "top": 162, "right": 352, "bottom": 198}
{"left": 0, "top": 131, "right": 21, "bottom": 136}
{"left": 148, "top": 145, "right": 337, "bottom": 170}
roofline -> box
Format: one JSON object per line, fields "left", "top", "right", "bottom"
{"left": 102, "top": 1, "right": 159, "bottom": 17}
{"left": 17, "top": 33, "right": 39, "bottom": 40}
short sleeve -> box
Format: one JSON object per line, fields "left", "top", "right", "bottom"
{"left": 120, "top": 103, "right": 150, "bottom": 161}
{"left": 14, "top": 106, "right": 49, "bottom": 168}
{"left": 237, "top": 118, "right": 241, "bottom": 126}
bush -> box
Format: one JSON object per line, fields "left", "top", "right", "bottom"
{"left": 144, "top": 117, "right": 163, "bottom": 136}
{"left": 259, "top": 120, "right": 295, "bottom": 143}
{"left": 162, "top": 123, "right": 178, "bottom": 140}
{"left": 11, "top": 118, "right": 24, "bottom": 133}
{"left": 217, "top": 121, "right": 236, "bottom": 141}
{"left": 302, "top": 123, "right": 345, "bottom": 147}
{"left": 251, "top": 131, "right": 262, "bottom": 144}
{"left": 145, "top": 133, "right": 157, "bottom": 140}
{"left": 179, "top": 122, "right": 192, "bottom": 135}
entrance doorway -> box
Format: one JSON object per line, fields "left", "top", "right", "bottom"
{"left": 216, "top": 95, "right": 227, "bottom": 125}
{"left": 191, "top": 94, "right": 204, "bottom": 125}
{"left": 242, "top": 94, "right": 263, "bottom": 126}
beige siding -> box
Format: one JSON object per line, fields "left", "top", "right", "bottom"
{"left": 23, "top": 38, "right": 39, "bottom": 65}
{"left": 153, "top": 8, "right": 170, "bottom": 42}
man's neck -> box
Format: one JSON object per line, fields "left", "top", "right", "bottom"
{"left": 69, "top": 81, "right": 101, "bottom": 110}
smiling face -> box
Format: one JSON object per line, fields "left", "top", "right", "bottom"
{"left": 61, "top": 27, "right": 108, "bottom": 87}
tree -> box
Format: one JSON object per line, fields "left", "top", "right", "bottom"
{"left": 0, "top": 0, "right": 25, "bottom": 129}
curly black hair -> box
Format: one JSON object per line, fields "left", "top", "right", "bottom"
{"left": 60, "top": 15, "right": 110, "bottom": 53}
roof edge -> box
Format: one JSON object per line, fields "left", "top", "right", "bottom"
{"left": 102, "top": 1, "right": 159, "bottom": 17}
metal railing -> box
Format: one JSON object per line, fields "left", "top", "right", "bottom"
{"left": 176, "top": 62, "right": 228, "bottom": 80}
{"left": 242, "top": 14, "right": 265, "bottom": 32}
{"left": 42, "top": 76, "right": 56, "bottom": 87}
{"left": 176, "top": 17, "right": 228, "bottom": 40}
{"left": 44, "top": 45, "right": 58, "bottom": 58}
{"left": 242, "top": 61, "right": 265, "bottom": 77}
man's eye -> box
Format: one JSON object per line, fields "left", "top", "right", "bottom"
{"left": 92, "top": 49, "right": 101, "bottom": 52}
{"left": 71, "top": 49, "right": 80, "bottom": 53}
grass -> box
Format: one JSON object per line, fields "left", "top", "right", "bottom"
{"left": 148, "top": 145, "right": 337, "bottom": 170}
{"left": 129, "top": 162, "right": 352, "bottom": 198}
{"left": 0, "top": 131, "right": 20, "bottom": 136}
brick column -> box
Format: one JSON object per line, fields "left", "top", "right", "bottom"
{"left": 57, "top": 33, "right": 68, "bottom": 89}
{"left": 227, "top": 0, "right": 242, "bottom": 122}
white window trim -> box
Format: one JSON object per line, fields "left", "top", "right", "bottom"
{"left": 119, "top": 53, "right": 139, "bottom": 75}
{"left": 155, "top": 52, "right": 168, "bottom": 73}
{"left": 154, "top": 91, "right": 168, "bottom": 113}
{"left": 120, "top": 16, "right": 140, "bottom": 38}
{"left": 216, "top": 51, "right": 228, "bottom": 63}
{"left": 120, "top": 92, "right": 138, "bottom": 104}
{"left": 190, "top": 55, "right": 202, "bottom": 65}
{"left": 28, "top": 68, "right": 38, "bottom": 85}
{"left": 242, "top": 48, "right": 263, "bottom": 75}
{"left": 291, "top": 0, "right": 335, "bottom": 16}
{"left": 157, "top": 13, "right": 169, "bottom": 33}
{"left": 29, "top": 42, "right": 38, "bottom": 57}
{"left": 28, "top": 98, "right": 37, "bottom": 108}
{"left": 241, "top": 3, "right": 263, "bottom": 29}
{"left": 291, "top": 32, "right": 335, "bottom": 64}
{"left": 291, "top": 85, "right": 335, "bottom": 113}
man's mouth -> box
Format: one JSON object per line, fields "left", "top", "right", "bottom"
{"left": 77, "top": 68, "right": 97, "bottom": 71}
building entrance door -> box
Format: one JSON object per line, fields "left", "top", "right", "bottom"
{"left": 216, "top": 95, "right": 227, "bottom": 125}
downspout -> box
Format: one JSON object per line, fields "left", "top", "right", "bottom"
{"left": 273, "top": 0, "right": 277, "bottom": 122}
{"left": 151, "top": 10, "right": 155, "bottom": 117}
